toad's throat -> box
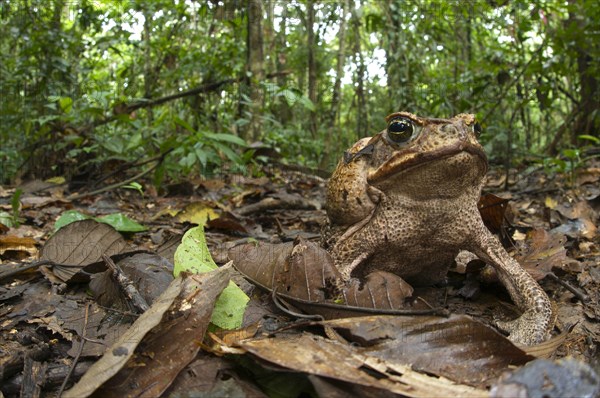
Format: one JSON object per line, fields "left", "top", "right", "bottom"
{"left": 367, "top": 143, "right": 487, "bottom": 184}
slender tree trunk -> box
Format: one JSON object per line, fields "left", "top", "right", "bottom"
{"left": 276, "top": 4, "right": 292, "bottom": 125}
{"left": 352, "top": 6, "right": 368, "bottom": 139}
{"left": 246, "top": 0, "right": 265, "bottom": 141}
{"left": 383, "top": 0, "right": 404, "bottom": 112}
{"left": 319, "top": 0, "right": 348, "bottom": 170}
{"left": 143, "top": 6, "right": 153, "bottom": 124}
{"left": 306, "top": 0, "right": 318, "bottom": 139}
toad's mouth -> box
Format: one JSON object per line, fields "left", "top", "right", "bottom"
{"left": 367, "top": 142, "right": 488, "bottom": 185}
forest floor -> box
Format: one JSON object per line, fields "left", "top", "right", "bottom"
{"left": 1, "top": 161, "right": 599, "bottom": 397}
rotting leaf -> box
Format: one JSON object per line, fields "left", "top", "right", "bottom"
{"left": 89, "top": 253, "right": 174, "bottom": 313}
{"left": 166, "top": 353, "right": 267, "bottom": 397}
{"left": 41, "top": 219, "right": 126, "bottom": 282}
{"left": 324, "top": 314, "right": 533, "bottom": 387}
{"left": 93, "top": 267, "right": 232, "bottom": 398}
{"left": 206, "top": 211, "right": 248, "bottom": 234}
{"left": 238, "top": 333, "right": 488, "bottom": 397}
{"left": 174, "top": 226, "right": 248, "bottom": 330}
{"left": 344, "top": 271, "right": 416, "bottom": 309}
{"left": 491, "top": 357, "right": 600, "bottom": 398}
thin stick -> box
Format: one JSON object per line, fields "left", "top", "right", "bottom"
{"left": 547, "top": 272, "right": 589, "bottom": 302}
{"left": 58, "top": 303, "right": 90, "bottom": 397}
{"left": 102, "top": 254, "right": 149, "bottom": 313}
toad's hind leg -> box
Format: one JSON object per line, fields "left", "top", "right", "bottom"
{"left": 469, "top": 221, "right": 554, "bottom": 345}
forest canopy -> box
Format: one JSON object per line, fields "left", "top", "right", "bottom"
{"left": 1, "top": 0, "right": 598, "bottom": 185}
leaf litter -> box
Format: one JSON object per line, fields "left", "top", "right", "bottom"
{"left": 0, "top": 164, "right": 599, "bottom": 397}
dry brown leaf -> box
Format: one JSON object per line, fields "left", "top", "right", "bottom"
{"left": 515, "top": 228, "right": 573, "bottom": 280}
{"left": 40, "top": 220, "right": 126, "bottom": 282}
{"left": 0, "top": 235, "right": 37, "bottom": 257}
{"left": 238, "top": 333, "right": 488, "bottom": 397}
{"left": 229, "top": 239, "right": 341, "bottom": 303}
{"left": 324, "top": 314, "right": 532, "bottom": 387}
{"left": 478, "top": 193, "right": 510, "bottom": 234}
{"left": 230, "top": 239, "right": 436, "bottom": 314}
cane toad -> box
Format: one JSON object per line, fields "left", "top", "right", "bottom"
{"left": 324, "top": 112, "right": 554, "bottom": 345}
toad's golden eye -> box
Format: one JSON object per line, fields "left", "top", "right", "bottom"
{"left": 387, "top": 118, "right": 414, "bottom": 144}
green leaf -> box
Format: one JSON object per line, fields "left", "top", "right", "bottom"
{"left": 55, "top": 210, "right": 91, "bottom": 231}
{"left": 579, "top": 135, "right": 600, "bottom": 145}
{"left": 0, "top": 211, "right": 16, "bottom": 228}
{"left": 59, "top": 97, "right": 73, "bottom": 113}
{"left": 298, "top": 95, "right": 316, "bottom": 112}
{"left": 123, "top": 182, "right": 144, "bottom": 196}
{"left": 212, "top": 141, "right": 242, "bottom": 164}
{"left": 174, "top": 117, "right": 195, "bottom": 133}
{"left": 562, "top": 149, "right": 579, "bottom": 160}
{"left": 195, "top": 147, "right": 208, "bottom": 167}
{"left": 97, "top": 213, "right": 147, "bottom": 232}
{"left": 11, "top": 188, "right": 22, "bottom": 215}
{"left": 203, "top": 132, "right": 247, "bottom": 146}
{"left": 174, "top": 226, "right": 249, "bottom": 329}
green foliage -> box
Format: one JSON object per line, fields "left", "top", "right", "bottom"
{"left": 55, "top": 210, "right": 147, "bottom": 232}
{"left": 122, "top": 182, "right": 144, "bottom": 197}
{"left": 0, "top": 0, "right": 598, "bottom": 183}
{"left": 0, "top": 189, "right": 23, "bottom": 228}
{"left": 173, "top": 226, "right": 249, "bottom": 330}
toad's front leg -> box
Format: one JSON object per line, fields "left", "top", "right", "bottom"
{"left": 469, "top": 222, "right": 555, "bottom": 345}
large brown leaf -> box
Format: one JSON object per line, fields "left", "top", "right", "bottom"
{"left": 40, "top": 220, "right": 126, "bottom": 282}
{"left": 239, "top": 333, "right": 488, "bottom": 397}
{"left": 229, "top": 238, "right": 426, "bottom": 314}
{"left": 228, "top": 238, "right": 341, "bottom": 302}
{"left": 325, "top": 315, "right": 533, "bottom": 387}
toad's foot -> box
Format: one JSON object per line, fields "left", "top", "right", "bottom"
{"left": 496, "top": 309, "right": 553, "bottom": 346}
{"left": 472, "top": 226, "right": 555, "bottom": 345}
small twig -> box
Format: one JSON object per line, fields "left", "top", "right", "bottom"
{"left": 67, "top": 160, "right": 161, "bottom": 201}
{"left": 547, "top": 272, "right": 589, "bottom": 303}
{"left": 91, "top": 149, "right": 174, "bottom": 189}
{"left": 102, "top": 254, "right": 149, "bottom": 313}
{"left": 271, "top": 288, "right": 324, "bottom": 321}
{"left": 58, "top": 303, "right": 90, "bottom": 397}
{"left": 0, "top": 260, "right": 55, "bottom": 282}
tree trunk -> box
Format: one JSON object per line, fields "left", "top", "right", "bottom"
{"left": 143, "top": 6, "right": 154, "bottom": 124}
{"left": 275, "top": 4, "right": 292, "bottom": 125}
{"left": 319, "top": 0, "right": 348, "bottom": 170}
{"left": 353, "top": 7, "right": 368, "bottom": 139}
{"left": 246, "top": 0, "right": 265, "bottom": 141}
{"left": 306, "top": 0, "right": 318, "bottom": 139}
{"left": 382, "top": 0, "right": 405, "bottom": 112}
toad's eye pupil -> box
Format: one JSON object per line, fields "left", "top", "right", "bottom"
{"left": 387, "top": 118, "right": 414, "bottom": 143}
{"left": 474, "top": 122, "right": 482, "bottom": 135}
{"left": 390, "top": 121, "right": 409, "bottom": 133}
